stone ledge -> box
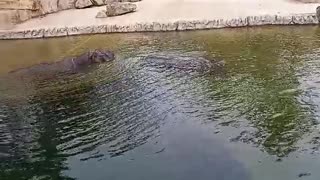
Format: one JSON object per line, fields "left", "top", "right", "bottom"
{"left": 0, "top": 13, "right": 318, "bottom": 40}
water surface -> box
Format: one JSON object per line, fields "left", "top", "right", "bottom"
{"left": 1, "top": 26, "right": 320, "bottom": 180}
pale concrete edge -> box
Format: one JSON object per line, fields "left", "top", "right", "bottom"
{"left": 0, "top": 14, "right": 319, "bottom": 40}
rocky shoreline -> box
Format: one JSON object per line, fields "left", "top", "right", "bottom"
{"left": 1, "top": 0, "right": 320, "bottom": 40}
{"left": 0, "top": 13, "right": 318, "bottom": 40}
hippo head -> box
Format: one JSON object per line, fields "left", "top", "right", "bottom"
{"left": 89, "top": 49, "right": 115, "bottom": 63}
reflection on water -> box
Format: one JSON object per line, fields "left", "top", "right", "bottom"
{"left": 1, "top": 26, "right": 320, "bottom": 179}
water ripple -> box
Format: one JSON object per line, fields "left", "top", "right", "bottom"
{"left": 2, "top": 27, "right": 320, "bottom": 179}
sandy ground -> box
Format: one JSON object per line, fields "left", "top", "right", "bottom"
{"left": 3, "top": 0, "right": 319, "bottom": 31}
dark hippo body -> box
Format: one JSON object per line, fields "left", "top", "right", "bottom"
{"left": 9, "top": 50, "right": 115, "bottom": 77}
{"left": 142, "top": 53, "right": 225, "bottom": 75}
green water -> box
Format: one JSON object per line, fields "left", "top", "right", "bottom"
{"left": 1, "top": 26, "right": 320, "bottom": 180}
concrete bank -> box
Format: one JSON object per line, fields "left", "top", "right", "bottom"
{"left": 0, "top": 0, "right": 319, "bottom": 39}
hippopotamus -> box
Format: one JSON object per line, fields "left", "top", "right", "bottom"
{"left": 9, "top": 49, "right": 115, "bottom": 77}
{"left": 142, "top": 53, "right": 225, "bottom": 75}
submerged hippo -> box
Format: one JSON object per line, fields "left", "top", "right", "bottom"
{"left": 142, "top": 53, "right": 224, "bottom": 74}
{"left": 10, "top": 49, "right": 115, "bottom": 76}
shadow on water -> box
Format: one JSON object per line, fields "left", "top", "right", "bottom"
{"left": 1, "top": 26, "right": 320, "bottom": 179}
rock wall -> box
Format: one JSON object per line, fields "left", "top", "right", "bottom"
{"left": 37, "top": 0, "right": 141, "bottom": 14}
{"left": 0, "top": 0, "right": 36, "bottom": 9}
{"left": 0, "top": 0, "right": 140, "bottom": 30}
{"left": 1, "top": 14, "right": 318, "bottom": 40}
{"left": 0, "top": 0, "right": 40, "bottom": 29}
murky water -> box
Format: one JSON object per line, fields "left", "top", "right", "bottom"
{"left": 1, "top": 26, "right": 320, "bottom": 180}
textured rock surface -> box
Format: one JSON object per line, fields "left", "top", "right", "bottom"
{"left": 0, "top": 0, "right": 142, "bottom": 29}
{"left": 0, "top": 10, "right": 29, "bottom": 29}
{"left": 1, "top": 0, "right": 319, "bottom": 37}
{"left": 75, "top": 0, "right": 93, "bottom": 9}
{"left": 58, "top": 0, "right": 75, "bottom": 10}
{"left": 0, "top": 14, "right": 318, "bottom": 39}
{"left": 38, "top": 0, "right": 59, "bottom": 14}
{"left": 92, "top": 0, "right": 105, "bottom": 5}
{"left": 106, "top": 2, "right": 136, "bottom": 16}
{"left": 96, "top": 10, "right": 108, "bottom": 18}
{"left": 0, "top": 9, "right": 41, "bottom": 29}
{"left": 0, "top": 0, "right": 37, "bottom": 10}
